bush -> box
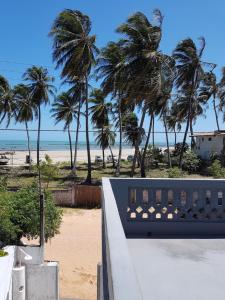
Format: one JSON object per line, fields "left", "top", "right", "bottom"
{"left": 168, "top": 167, "right": 184, "bottom": 178}
{"left": 208, "top": 160, "right": 225, "bottom": 178}
{"left": 0, "top": 183, "right": 63, "bottom": 248}
{"left": 34, "top": 154, "right": 59, "bottom": 188}
{"left": 182, "top": 150, "right": 200, "bottom": 173}
{"left": 173, "top": 143, "right": 189, "bottom": 157}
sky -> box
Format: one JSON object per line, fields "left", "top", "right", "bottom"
{"left": 0, "top": 0, "right": 225, "bottom": 143}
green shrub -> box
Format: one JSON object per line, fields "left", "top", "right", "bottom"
{"left": 0, "top": 183, "right": 63, "bottom": 247}
{"left": 34, "top": 155, "right": 59, "bottom": 188}
{"left": 173, "top": 143, "right": 189, "bottom": 157}
{"left": 182, "top": 150, "right": 200, "bottom": 173}
{"left": 0, "top": 249, "right": 8, "bottom": 257}
{"left": 209, "top": 160, "right": 225, "bottom": 178}
{"left": 168, "top": 167, "right": 184, "bottom": 178}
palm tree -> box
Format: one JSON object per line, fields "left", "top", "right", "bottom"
{"left": 199, "top": 69, "right": 225, "bottom": 131}
{"left": 23, "top": 66, "right": 55, "bottom": 167}
{"left": 173, "top": 38, "right": 207, "bottom": 167}
{"left": 0, "top": 76, "right": 15, "bottom": 127}
{"left": 117, "top": 10, "right": 174, "bottom": 176}
{"left": 166, "top": 105, "right": 182, "bottom": 147}
{"left": 51, "top": 92, "right": 78, "bottom": 169}
{"left": 95, "top": 126, "right": 116, "bottom": 168}
{"left": 96, "top": 41, "right": 125, "bottom": 176}
{"left": 89, "top": 89, "right": 110, "bottom": 168}
{"left": 14, "top": 84, "right": 35, "bottom": 170}
{"left": 50, "top": 9, "right": 98, "bottom": 184}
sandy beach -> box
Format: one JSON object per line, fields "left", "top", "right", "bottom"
{"left": 1, "top": 148, "right": 135, "bottom": 166}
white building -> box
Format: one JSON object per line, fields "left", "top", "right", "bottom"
{"left": 192, "top": 131, "right": 225, "bottom": 160}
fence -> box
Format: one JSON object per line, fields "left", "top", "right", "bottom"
{"left": 52, "top": 185, "right": 101, "bottom": 208}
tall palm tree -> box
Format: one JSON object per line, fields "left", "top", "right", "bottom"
{"left": 50, "top": 9, "right": 99, "bottom": 184}
{"left": 96, "top": 41, "right": 125, "bottom": 176}
{"left": 89, "top": 89, "right": 110, "bottom": 168}
{"left": 67, "top": 80, "right": 85, "bottom": 175}
{"left": 23, "top": 66, "right": 55, "bottom": 167}
{"left": 51, "top": 92, "right": 78, "bottom": 169}
{"left": 117, "top": 10, "right": 174, "bottom": 176}
{"left": 199, "top": 69, "right": 225, "bottom": 131}
{"left": 14, "top": 84, "right": 35, "bottom": 170}
{"left": 0, "top": 76, "right": 15, "bottom": 127}
{"left": 173, "top": 38, "right": 207, "bottom": 167}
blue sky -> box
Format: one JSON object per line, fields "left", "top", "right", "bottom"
{"left": 0, "top": 0, "right": 225, "bottom": 143}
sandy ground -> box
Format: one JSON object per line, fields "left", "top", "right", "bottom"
{"left": 45, "top": 208, "right": 101, "bottom": 300}
{"left": 1, "top": 148, "right": 135, "bottom": 166}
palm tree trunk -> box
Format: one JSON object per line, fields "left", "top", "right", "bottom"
{"left": 174, "top": 129, "right": 177, "bottom": 147}
{"left": 109, "top": 145, "right": 116, "bottom": 168}
{"left": 190, "top": 117, "right": 196, "bottom": 149}
{"left": 68, "top": 126, "right": 73, "bottom": 170}
{"left": 213, "top": 96, "right": 220, "bottom": 131}
{"left": 163, "top": 111, "right": 172, "bottom": 168}
{"left": 85, "top": 76, "right": 92, "bottom": 184}
{"left": 37, "top": 104, "right": 41, "bottom": 168}
{"left": 141, "top": 113, "right": 153, "bottom": 177}
{"left": 102, "top": 127, "right": 106, "bottom": 169}
{"left": 25, "top": 121, "right": 31, "bottom": 171}
{"left": 115, "top": 99, "right": 122, "bottom": 177}
{"left": 179, "top": 103, "right": 191, "bottom": 168}
{"left": 152, "top": 114, "right": 155, "bottom": 147}
{"left": 73, "top": 99, "right": 81, "bottom": 176}
{"left": 131, "top": 104, "right": 147, "bottom": 177}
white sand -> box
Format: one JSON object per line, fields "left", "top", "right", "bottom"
{"left": 1, "top": 148, "right": 135, "bottom": 166}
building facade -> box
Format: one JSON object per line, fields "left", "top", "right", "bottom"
{"left": 192, "top": 131, "right": 225, "bottom": 160}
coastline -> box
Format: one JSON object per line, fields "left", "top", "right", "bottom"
{"left": 0, "top": 148, "right": 136, "bottom": 166}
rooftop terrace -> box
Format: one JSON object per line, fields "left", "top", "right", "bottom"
{"left": 99, "top": 178, "right": 225, "bottom": 300}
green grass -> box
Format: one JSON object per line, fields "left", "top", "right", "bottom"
{"left": 0, "top": 161, "right": 208, "bottom": 190}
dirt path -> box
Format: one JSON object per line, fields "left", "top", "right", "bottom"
{"left": 45, "top": 208, "right": 101, "bottom": 300}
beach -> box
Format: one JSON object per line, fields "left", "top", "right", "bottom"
{"left": 1, "top": 148, "right": 135, "bottom": 166}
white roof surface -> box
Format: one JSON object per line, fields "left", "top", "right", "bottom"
{"left": 128, "top": 239, "right": 225, "bottom": 300}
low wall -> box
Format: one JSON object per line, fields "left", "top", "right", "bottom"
{"left": 52, "top": 185, "right": 101, "bottom": 208}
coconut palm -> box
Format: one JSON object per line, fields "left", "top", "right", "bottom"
{"left": 173, "top": 38, "right": 207, "bottom": 166}
{"left": 23, "top": 66, "right": 55, "bottom": 167}
{"left": 14, "top": 84, "right": 35, "bottom": 170}
{"left": 51, "top": 92, "right": 78, "bottom": 169}
{"left": 0, "top": 76, "right": 15, "bottom": 127}
{"left": 117, "top": 10, "right": 174, "bottom": 176}
{"left": 96, "top": 41, "right": 125, "bottom": 176}
{"left": 95, "top": 126, "right": 116, "bottom": 168}
{"left": 50, "top": 9, "right": 99, "bottom": 183}
{"left": 89, "top": 89, "right": 111, "bottom": 168}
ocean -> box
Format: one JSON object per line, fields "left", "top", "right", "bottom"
{"left": 0, "top": 140, "right": 168, "bottom": 151}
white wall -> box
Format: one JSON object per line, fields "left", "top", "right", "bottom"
{"left": 195, "top": 135, "right": 225, "bottom": 159}
{"left": 0, "top": 246, "right": 15, "bottom": 300}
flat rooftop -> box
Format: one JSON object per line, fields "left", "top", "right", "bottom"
{"left": 128, "top": 238, "right": 225, "bottom": 300}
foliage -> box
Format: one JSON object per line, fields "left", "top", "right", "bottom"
{"left": 0, "top": 183, "right": 63, "bottom": 248}
{"left": 0, "top": 176, "right": 8, "bottom": 192}
{"left": 145, "top": 145, "right": 164, "bottom": 163}
{"left": 182, "top": 150, "right": 200, "bottom": 173}
{"left": 38, "top": 155, "right": 60, "bottom": 188}
{"left": 0, "top": 249, "right": 8, "bottom": 257}
{"left": 168, "top": 167, "right": 184, "bottom": 178}
{"left": 208, "top": 160, "right": 225, "bottom": 178}
{"left": 173, "top": 143, "right": 189, "bottom": 157}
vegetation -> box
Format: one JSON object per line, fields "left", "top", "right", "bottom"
{"left": 0, "top": 182, "right": 62, "bottom": 248}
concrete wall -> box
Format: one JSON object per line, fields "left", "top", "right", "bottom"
{"left": 25, "top": 262, "right": 58, "bottom": 300}
{"left": 0, "top": 246, "right": 15, "bottom": 300}
{"left": 109, "top": 178, "right": 225, "bottom": 238}
{"left": 195, "top": 135, "right": 225, "bottom": 159}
